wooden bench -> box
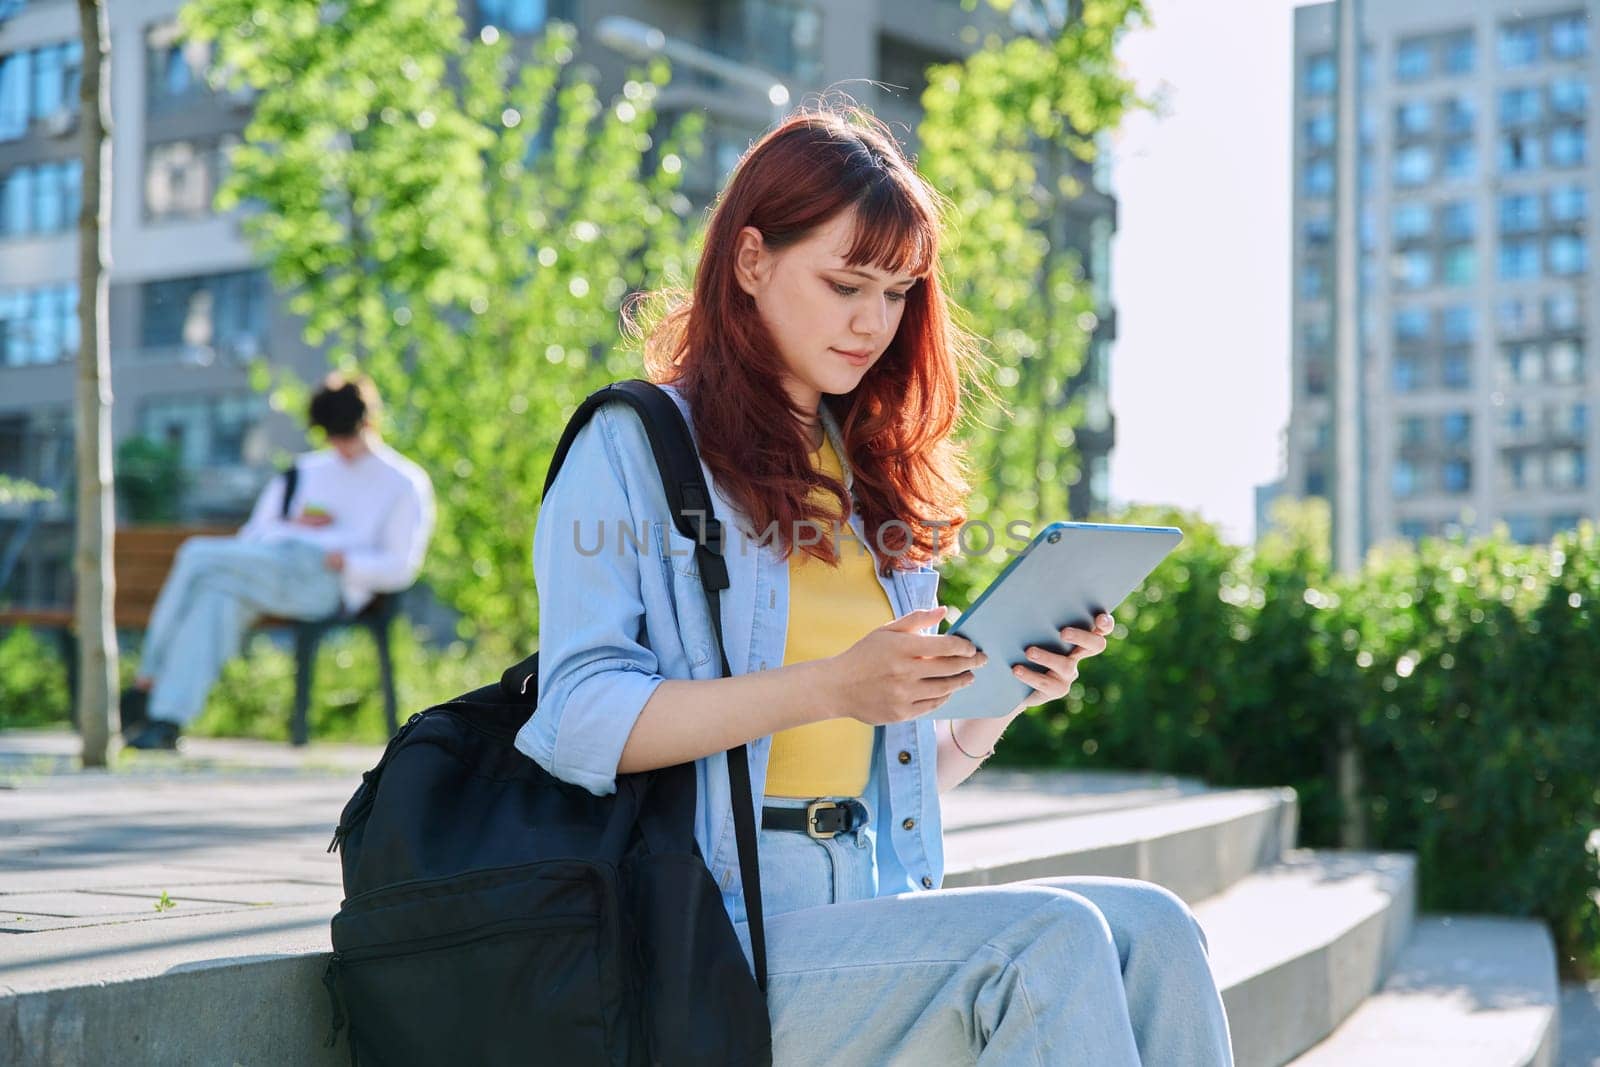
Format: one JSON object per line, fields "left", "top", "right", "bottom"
{"left": 0, "top": 525, "right": 403, "bottom": 745}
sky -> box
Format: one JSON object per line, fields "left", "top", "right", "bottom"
{"left": 1108, "top": 0, "right": 1309, "bottom": 542}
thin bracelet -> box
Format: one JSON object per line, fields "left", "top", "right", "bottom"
{"left": 948, "top": 719, "right": 995, "bottom": 761}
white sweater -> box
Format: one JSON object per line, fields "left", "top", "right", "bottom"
{"left": 238, "top": 441, "right": 435, "bottom": 615}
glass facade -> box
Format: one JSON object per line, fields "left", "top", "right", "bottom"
{"left": 0, "top": 160, "right": 80, "bottom": 237}
{"left": 0, "top": 40, "right": 83, "bottom": 142}
{"left": 140, "top": 270, "right": 267, "bottom": 356}
{"left": 0, "top": 283, "right": 79, "bottom": 366}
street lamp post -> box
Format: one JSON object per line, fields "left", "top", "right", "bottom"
{"left": 593, "top": 14, "right": 790, "bottom": 128}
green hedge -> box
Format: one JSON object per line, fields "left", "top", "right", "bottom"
{"left": 945, "top": 501, "right": 1600, "bottom": 975}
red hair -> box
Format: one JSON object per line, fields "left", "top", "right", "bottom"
{"left": 636, "top": 106, "right": 987, "bottom": 573}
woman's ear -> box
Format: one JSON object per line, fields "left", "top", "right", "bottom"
{"left": 733, "top": 225, "right": 768, "bottom": 298}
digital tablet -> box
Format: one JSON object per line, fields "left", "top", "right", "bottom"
{"left": 933, "top": 521, "right": 1183, "bottom": 720}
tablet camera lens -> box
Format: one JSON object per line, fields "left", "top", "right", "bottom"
{"left": 1047, "top": 531, "right": 1061, "bottom": 544}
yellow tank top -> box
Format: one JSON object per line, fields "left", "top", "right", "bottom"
{"left": 763, "top": 435, "right": 892, "bottom": 799}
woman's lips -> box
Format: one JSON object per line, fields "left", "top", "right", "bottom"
{"left": 832, "top": 347, "right": 873, "bottom": 366}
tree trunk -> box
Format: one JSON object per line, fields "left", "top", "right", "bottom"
{"left": 75, "top": 0, "right": 117, "bottom": 768}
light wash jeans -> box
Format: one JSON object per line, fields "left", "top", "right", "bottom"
{"left": 140, "top": 537, "right": 342, "bottom": 725}
{"left": 735, "top": 796, "right": 1234, "bottom": 1066}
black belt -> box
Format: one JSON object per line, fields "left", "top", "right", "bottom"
{"left": 761, "top": 799, "right": 867, "bottom": 840}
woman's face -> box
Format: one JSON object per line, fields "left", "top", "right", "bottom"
{"left": 733, "top": 209, "right": 918, "bottom": 424}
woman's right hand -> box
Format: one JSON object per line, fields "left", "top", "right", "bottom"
{"left": 829, "top": 606, "right": 988, "bottom": 725}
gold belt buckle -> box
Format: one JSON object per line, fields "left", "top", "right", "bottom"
{"left": 805, "top": 799, "right": 841, "bottom": 840}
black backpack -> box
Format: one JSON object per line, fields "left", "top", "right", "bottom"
{"left": 323, "top": 380, "right": 771, "bottom": 1066}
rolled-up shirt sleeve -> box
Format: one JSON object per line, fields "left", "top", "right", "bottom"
{"left": 515, "top": 406, "right": 666, "bottom": 797}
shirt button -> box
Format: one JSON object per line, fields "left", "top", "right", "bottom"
{"left": 897, "top": 750, "right": 912, "bottom": 764}
{"left": 921, "top": 875, "right": 934, "bottom": 889}
{"left": 902, "top": 818, "right": 915, "bottom": 831}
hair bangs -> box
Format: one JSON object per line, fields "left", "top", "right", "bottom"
{"left": 843, "top": 176, "right": 937, "bottom": 280}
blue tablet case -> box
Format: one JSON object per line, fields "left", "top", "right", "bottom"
{"left": 933, "top": 521, "right": 1183, "bottom": 720}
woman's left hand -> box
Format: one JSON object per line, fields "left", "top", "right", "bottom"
{"left": 1012, "top": 612, "right": 1115, "bottom": 709}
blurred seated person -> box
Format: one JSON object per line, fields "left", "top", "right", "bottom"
{"left": 121, "top": 373, "right": 435, "bottom": 750}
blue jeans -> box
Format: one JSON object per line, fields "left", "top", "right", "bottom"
{"left": 141, "top": 537, "right": 341, "bottom": 725}
{"left": 736, "top": 797, "right": 1234, "bottom": 1066}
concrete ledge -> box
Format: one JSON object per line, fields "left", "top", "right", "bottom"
{"left": 944, "top": 786, "right": 1298, "bottom": 904}
{"left": 1199, "top": 850, "right": 1417, "bottom": 1067}
{"left": 1291, "top": 916, "right": 1558, "bottom": 1067}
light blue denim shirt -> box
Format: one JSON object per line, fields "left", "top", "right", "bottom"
{"left": 515, "top": 382, "right": 946, "bottom": 926}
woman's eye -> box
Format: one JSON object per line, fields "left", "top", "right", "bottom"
{"left": 886, "top": 291, "right": 908, "bottom": 303}
{"left": 831, "top": 282, "right": 860, "bottom": 296}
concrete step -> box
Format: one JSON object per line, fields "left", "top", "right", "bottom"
{"left": 943, "top": 782, "right": 1299, "bottom": 904}
{"left": 1289, "top": 916, "right": 1558, "bottom": 1067}
{"left": 1197, "top": 850, "right": 1417, "bottom": 1067}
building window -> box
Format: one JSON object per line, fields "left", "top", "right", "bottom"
{"left": 713, "top": 0, "right": 823, "bottom": 84}
{"left": 1396, "top": 38, "right": 1431, "bottom": 82}
{"left": 140, "top": 270, "right": 267, "bottom": 360}
{"left": 1499, "top": 132, "right": 1541, "bottom": 172}
{"left": 1499, "top": 297, "right": 1536, "bottom": 337}
{"left": 1498, "top": 192, "right": 1541, "bottom": 234}
{"left": 1550, "top": 77, "right": 1588, "bottom": 118}
{"left": 1400, "top": 415, "right": 1428, "bottom": 447}
{"left": 1499, "top": 86, "right": 1543, "bottom": 126}
{"left": 1442, "top": 31, "right": 1476, "bottom": 75}
{"left": 140, "top": 393, "right": 269, "bottom": 471}
{"left": 1549, "top": 340, "right": 1583, "bottom": 383}
{"left": 1550, "top": 14, "right": 1589, "bottom": 59}
{"left": 1398, "top": 519, "right": 1432, "bottom": 541}
{"left": 1439, "top": 201, "right": 1474, "bottom": 241}
{"left": 1305, "top": 468, "right": 1327, "bottom": 496}
{"left": 1395, "top": 100, "right": 1431, "bottom": 136}
{"left": 1394, "top": 306, "right": 1430, "bottom": 342}
{"left": 1498, "top": 240, "right": 1541, "bottom": 280}
{"left": 1441, "top": 305, "right": 1475, "bottom": 345}
{"left": 1392, "top": 458, "right": 1419, "bottom": 497}
{"left": 0, "top": 41, "right": 83, "bottom": 143}
{"left": 1393, "top": 145, "right": 1433, "bottom": 186}
{"left": 1442, "top": 245, "right": 1476, "bottom": 286}
{"left": 472, "top": 0, "right": 553, "bottom": 35}
{"left": 1549, "top": 448, "right": 1587, "bottom": 489}
{"left": 1303, "top": 159, "right": 1333, "bottom": 197}
{"left": 1547, "top": 124, "right": 1587, "bottom": 167}
{"left": 145, "top": 21, "right": 217, "bottom": 111}
{"left": 1299, "top": 263, "right": 1327, "bottom": 299}
{"left": 0, "top": 159, "right": 80, "bottom": 237}
{"left": 1305, "top": 111, "right": 1335, "bottom": 149}
{"left": 1499, "top": 23, "right": 1540, "bottom": 68}
{"left": 1548, "top": 233, "right": 1588, "bottom": 276}
{"left": 145, "top": 135, "right": 237, "bottom": 220}
{"left": 0, "top": 283, "right": 78, "bottom": 366}
{"left": 1394, "top": 356, "right": 1422, "bottom": 392}
{"left": 1442, "top": 96, "right": 1476, "bottom": 136}
{"left": 1551, "top": 513, "right": 1584, "bottom": 537}
{"left": 1549, "top": 184, "right": 1587, "bottom": 224}
{"left": 1304, "top": 216, "right": 1332, "bottom": 248}
{"left": 1443, "top": 458, "right": 1472, "bottom": 493}
{"left": 1391, "top": 202, "right": 1431, "bottom": 242}
{"left": 1442, "top": 411, "right": 1472, "bottom": 446}
{"left": 1506, "top": 514, "right": 1540, "bottom": 542}
{"left": 1305, "top": 53, "right": 1336, "bottom": 96}
{"left": 1443, "top": 353, "right": 1472, "bottom": 389}
{"left": 1441, "top": 139, "right": 1476, "bottom": 180}
{"left": 1397, "top": 250, "right": 1433, "bottom": 290}
{"left": 1545, "top": 292, "right": 1582, "bottom": 331}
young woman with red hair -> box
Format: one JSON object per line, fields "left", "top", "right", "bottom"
{"left": 517, "top": 106, "right": 1233, "bottom": 1065}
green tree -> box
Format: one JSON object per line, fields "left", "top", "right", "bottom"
{"left": 181, "top": 1, "right": 699, "bottom": 649}
{"left": 918, "top": 0, "right": 1149, "bottom": 531}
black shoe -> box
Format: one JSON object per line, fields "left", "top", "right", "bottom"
{"left": 119, "top": 687, "right": 150, "bottom": 736}
{"left": 124, "top": 718, "right": 181, "bottom": 751}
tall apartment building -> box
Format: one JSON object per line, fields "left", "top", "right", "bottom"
{"left": 0, "top": 0, "right": 1119, "bottom": 604}
{"left": 1290, "top": 0, "right": 1599, "bottom": 562}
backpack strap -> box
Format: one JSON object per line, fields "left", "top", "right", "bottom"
{"left": 538, "top": 379, "right": 769, "bottom": 995}
{"left": 279, "top": 463, "right": 300, "bottom": 521}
